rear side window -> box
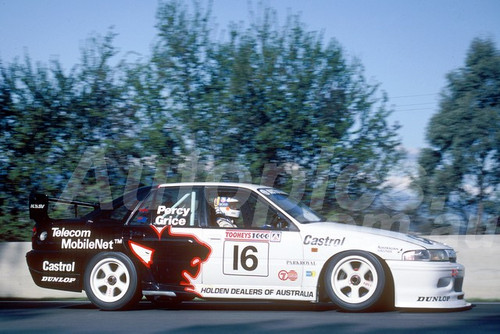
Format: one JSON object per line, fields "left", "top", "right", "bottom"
{"left": 130, "top": 187, "right": 201, "bottom": 228}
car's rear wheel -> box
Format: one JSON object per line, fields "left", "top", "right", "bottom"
{"left": 324, "top": 251, "right": 386, "bottom": 312}
{"left": 84, "top": 252, "right": 141, "bottom": 311}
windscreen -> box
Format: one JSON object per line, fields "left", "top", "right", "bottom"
{"left": 258, "top": 188, "right": 324, "bottom": 223}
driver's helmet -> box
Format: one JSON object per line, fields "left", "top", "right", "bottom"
{"left": 213, "top": 196, "right": 240, "bottom": 219}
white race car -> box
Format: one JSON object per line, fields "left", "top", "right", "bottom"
{"left": 27, "top": 182, "right": 470, "bottom": 311}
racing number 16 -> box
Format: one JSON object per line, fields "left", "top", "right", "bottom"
{"left": 233, "top": 245, "right": 258, "bottom": 271}
{"left": 223, "top": 241, "right": 269, "bottom": 276}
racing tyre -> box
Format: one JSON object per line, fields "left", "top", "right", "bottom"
{"left": 324, "top": 251, "right": 386, "bottom": 312}
{"left": 84, "top": 252, "right": 141, "bottom": 311}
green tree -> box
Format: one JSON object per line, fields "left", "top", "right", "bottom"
{"left": 418, "top": 38, "right": 500, "bottom": 234}
{"left": 0, "top": 55, "right": 79, "bottom": 240}
{"left": 0, "top": 0, "right": 402, "bottom": 240}
{"left": 0, "top": 32, "right": 138, "bottom": 239}
{"left": 152, "top": 1, "right": 401, "bottom": 206}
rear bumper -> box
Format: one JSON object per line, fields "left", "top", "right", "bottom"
{"left": 26, "top": 250, "right": 82, "bottom": 292}
{"left": 386, "top": 260, "right": 471, "bottom": 309}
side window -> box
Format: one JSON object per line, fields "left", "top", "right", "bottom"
{"left": 205, "top": 187, "right": 288, "bottom": 230}
{"left": 96, "top": 203, "right": 135, "bottom": 224}
{"left": 130, "top": 187, "right": 200, "bottom": 227}
{"left": 109, "top": 205, "right": 132, "bottom": 222}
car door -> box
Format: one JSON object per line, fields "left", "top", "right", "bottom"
{"left": 198, "top": 186, "right": 307, "bottom": 300}
{"left": 125, "top": 186, "right": 209, "bottom": 291}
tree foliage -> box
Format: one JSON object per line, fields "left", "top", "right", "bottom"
{"left": 0, "top": 0, "right": 401, "bottom": 240}
{"left": 418, "top": 38, "right": 500, "bottom": 233}
{"left": 150, "top": 1, "right": 401, "bottom": 193}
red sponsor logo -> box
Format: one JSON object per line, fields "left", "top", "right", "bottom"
{"left": 278, "top": 270, "right": 298, "bottom": 281}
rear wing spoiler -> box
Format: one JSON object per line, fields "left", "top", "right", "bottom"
{"left": 29, "top": 193, "right": 99, "bottom": 223}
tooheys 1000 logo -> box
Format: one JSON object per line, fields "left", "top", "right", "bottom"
{"left": 52, "top": 227, "right": 114, "bottom": 250}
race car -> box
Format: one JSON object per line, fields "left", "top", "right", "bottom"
{"left": 26, "top": 182, "right": 470, "bottom": 311}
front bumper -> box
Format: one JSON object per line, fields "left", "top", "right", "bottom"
{"left": 386, "top": 260, "right": 471, "bottom": 309}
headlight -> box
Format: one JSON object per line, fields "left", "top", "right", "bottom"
{"left": 403, "top": 249, "right": 452, "bottom": 262}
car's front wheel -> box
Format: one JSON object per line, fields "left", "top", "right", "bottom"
{"left": 324, "top": 251, "right": 386, "bottom": 312}
{"left": 84, "top": 252, "right": 141, "bottom": 311}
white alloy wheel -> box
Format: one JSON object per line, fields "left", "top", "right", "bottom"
{"left": 325, "top": 251, "right": 386, "bottom": 311}
{"left": 89, "top": 258, "right": 130, "bottom": 303}
{"left": 84, "top": 252, "right": 141, "bottom": 310}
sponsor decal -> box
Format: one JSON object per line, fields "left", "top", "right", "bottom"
{"left": 200, "top": 287, "right": 264, "bottom": 296}
{"left": 136, "top": 216, "right": 148, "bottom": 223}
{"left": 275, "top": 289, "right": 313, "bottom": 298}
{"left": 157, "top": 206, "right": 191, "bottom": 216}
{"left": 417, "top": 296, "right": 451, "bottom": 302}
{"left": 154, "top": 206, "right": 190, "bottom": 226}
{"left": 30, "top": 204, "right": 45, "bottom": 209}
{"left": 198, "top": 286, "right": 314, "bottom": 298}
{"left": 306, "top": 271, "right": 316, "bottom": 277}
{"left": 42, "top": 261, "right": 75, "bottom": 272}
{"left": 61, "top": 238, "right": 114, "bottom": 250}
{"left": 303, "top": 235, "right": 345, "bottom": 247}
{"left": 41, "top": 276, "right": 76, "bottom": 283}
{"left": 270, "top": 231, "right": 282, "bottom": 243}
{"left": 154, "top": 215, "right": 187, "bottom": 226}
{"left": 52, "top": 227, "right": 91, "bottom": 238}
{"left": 136, "top": 208, "right": 149, "bottom": 223}
{"left": 225, "top": 230, "right": 275, "bottom": 242}
{"left": 52, "top": 227, "right": 115, "bottom": 250}
{"left": 278, "top": 270, "right": 298, "bottom": 281}
{"left": 377, "top": 246, "right": 402, "bottom": 254}
{"left": 286, "top": 260, "right": 316, "bottom": 266}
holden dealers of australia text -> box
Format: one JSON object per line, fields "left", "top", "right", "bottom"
{"left": 52, "top": 228, "right": 117, "bottom": 250}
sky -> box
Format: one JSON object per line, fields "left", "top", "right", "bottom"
{"left": 1, "top": 0, "right": 499, "bottom": 155}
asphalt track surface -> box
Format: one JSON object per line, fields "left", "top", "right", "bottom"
{"left": 1, "top": 300, "right": 499, "bottom": 333}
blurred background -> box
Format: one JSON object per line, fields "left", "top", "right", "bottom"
{"left": 1, "top": 0, "right": 499, "bottom": 240}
